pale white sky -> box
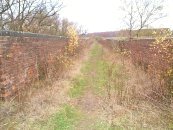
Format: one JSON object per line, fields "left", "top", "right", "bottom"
{"left": 60, "top": 0, "right": 173, "bottom": 33}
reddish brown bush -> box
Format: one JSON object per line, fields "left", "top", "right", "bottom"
{"left": 98, "top": 38, "right": 173, "bottom": 102}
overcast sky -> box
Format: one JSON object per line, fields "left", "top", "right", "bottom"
{"left": 60, "top": 0, "right": 173, "bottom": 33}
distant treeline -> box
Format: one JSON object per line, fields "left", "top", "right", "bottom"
{"left": 87, "top": 28, "right": 172, "bottom": 38}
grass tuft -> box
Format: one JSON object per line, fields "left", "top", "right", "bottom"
{"left": 34, "top": 105, "right": 81, "bottom": 130}
{"left": 69, "top": 76, "right": 87, "bottom": 98}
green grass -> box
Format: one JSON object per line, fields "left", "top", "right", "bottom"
{"left": 91, "top": 120, "right": 125, "bottom": 130}
{"left": 3, "top": 42, "right": 172, "bottom": 130}
{"left": 33, "top": 43, "right": 130, "bottom": 130}
{"left": 52, "top": 105, "right": 81, "bottom": 130}
{"left": 82, "top": 43, "right": 110, "bottom": 95}
{"left": 91, "top": 120, "right": 110, "bottom": 130}
{"left": 69, "top": 43, "right": 110, "bottom": 97}
{"left": 69, "top": 76, "right": 87, "bottom": 98}
{"left": 34, "top": 105, "right": 81, "bottom": 130}
{"left": 69, "top": 43, "right": 126, "bottom": 97}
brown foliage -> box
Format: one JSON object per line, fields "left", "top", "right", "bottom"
{"left": 98, "top": 37, "right": 173, "bottom": 102}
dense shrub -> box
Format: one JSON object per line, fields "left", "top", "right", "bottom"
{"left": 98, "top": 33, "right": 173, "bottom": 102}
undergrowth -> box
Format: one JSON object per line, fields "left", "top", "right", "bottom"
{"left": 2, "top": 40, "right": 173, "bottom": 130}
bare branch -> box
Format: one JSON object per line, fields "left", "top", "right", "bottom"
{"left": 121, "top": 0, "right": 165, "bottom": 37}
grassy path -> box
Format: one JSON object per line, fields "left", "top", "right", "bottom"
{"left": 31, "top": 41, "right": 172, "bottom": 130}
{"left": 33, "top": 42, "right": 113, "bottom": 130}
{"left": 1, "top": 40, "right": 172, "bottom": 130}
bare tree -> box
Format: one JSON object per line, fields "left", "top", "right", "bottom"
{"left": 75, "top": 25, "right": 87, "bottom": 35}
{"left": 121, "top": 0, "right": 137, "bottom": 39}
{"left": 0, "top": 0, "right": 82, "bottom": 36}
{"left": 31, "top": 0, "right": 63, "bottom": 30}
{"left": 135, "top": 0, "right": 165, "bottom": 37}
{"left": 0, "top": 0, "right": 14, "bottom": 15}
{"left": 0, "top": 0, "right": 15, "bottom": 29}
{"left": 1, "top": 0, "right": 63, "bottom": 32}
{"left": 121, "top": 0, "right": 165, "bottom": 38}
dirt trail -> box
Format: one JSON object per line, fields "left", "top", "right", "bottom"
{"left": 1, "top": 40, "right": 172, "bottom": 130}
{"left": 0, "top": 43, "right": 93, "bottom": 130}
{"left": 62, "top": 41, "right": 172, "bottom": 130}
{"left": 21, "top": 45, "right": 93, "bottom": 129}
{"left": 67, "top": 42, "right": 109, "bottom": 130}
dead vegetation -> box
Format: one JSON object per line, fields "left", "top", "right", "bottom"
{"left": 1, "top": 39, "right": 173, "bottom": 130}
{"left": 0, "top": 37, "right": 92, "bottom": 130}
{"left": 101, "top": 40, "right": 173, "bottom": 129}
